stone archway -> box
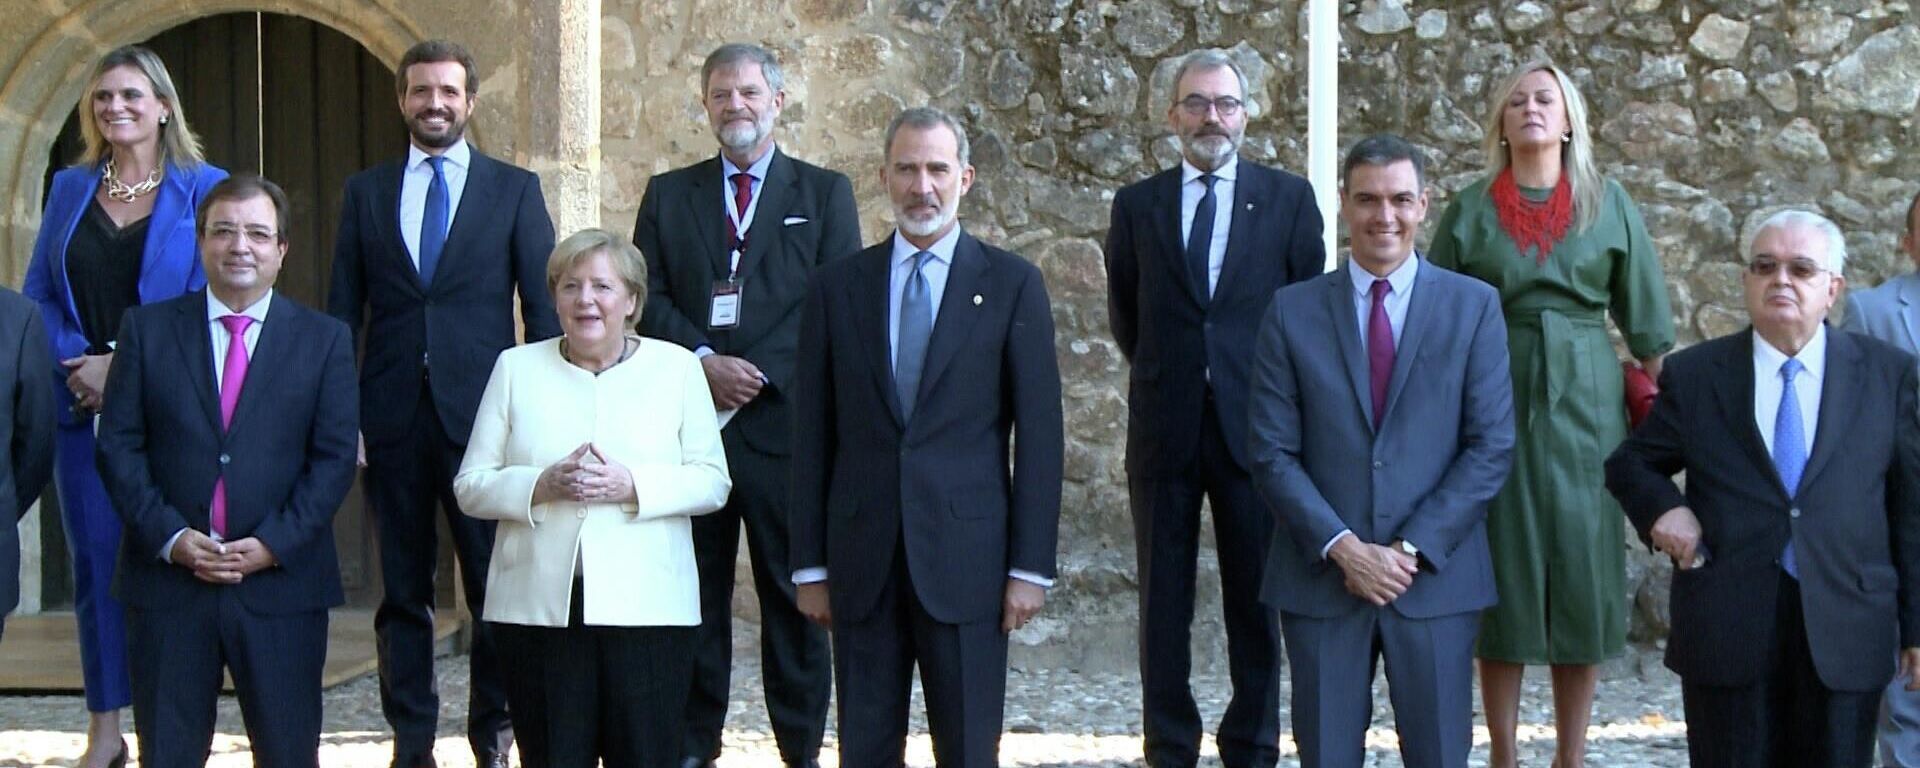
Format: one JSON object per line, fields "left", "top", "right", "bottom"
{"left": 0, "top": 0, "right": 422, "bottom": 284}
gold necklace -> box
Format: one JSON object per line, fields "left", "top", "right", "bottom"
{"left": 101, "top": 158, "right": 162, "bottom": 203}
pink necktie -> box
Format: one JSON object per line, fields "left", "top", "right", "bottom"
{"left": 210, "top": 314, "right": 255, "bottom": 538}
{"left": 1368, "top": 279, "right": 1395, "bottom": 430}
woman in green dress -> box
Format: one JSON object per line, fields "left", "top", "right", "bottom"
{"left": 1428, "top": 61, "right": 1674, "bottom": 768}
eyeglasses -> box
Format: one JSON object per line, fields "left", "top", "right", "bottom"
{"left": 1747, "top": 256, "right": 1829, "bottom": 281}
{"left": 1177, "top": 95, "right": 1244, "bottom": 117}
{"left": 206, "top": 223, "right": 278, "bottom": 246}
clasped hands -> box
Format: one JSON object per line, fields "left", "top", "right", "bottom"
{"left": 62, "top": 352, "right": 112, "bottom": 413}
{"left": 703, "top": 354, "right": 764, "bottom": 410}
{"left": 1329, "top": 535, "right": 1419, "bottom": 607}
{"left": 1649, "top": 506, "right": 1705, "bottom": 570}
{"left": 169, "top": 530, "right": 276, "bottom": 585}
{"left": 533, "top": 443, "right": 637, "bottom": 506}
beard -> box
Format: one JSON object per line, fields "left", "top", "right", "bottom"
{"left": 715, "top": 112, "right": 773, "bottom": 152}
{"left": 895, "top": 196, "right": 957, "bottom": 240}
{"left": 407, "top": 108, "right": 467, "bottom": 149}
{"left": 1180, "top": 130, "right": 1240, "bottom": 170}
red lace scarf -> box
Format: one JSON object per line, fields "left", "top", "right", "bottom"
{"left": 1489, "top": 167, "right": 1572, "bottom": 265}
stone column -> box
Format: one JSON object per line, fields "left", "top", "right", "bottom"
{"left": 516, "top": 0, "right": 600, "bottom": 237}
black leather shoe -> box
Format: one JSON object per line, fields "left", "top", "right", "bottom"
{"left": 680, "top": 758, "right": 717, "bottom": 768}
{"left": 786, "top": 760, "right": 823, "bottom": 768}
{"left": 389, "top": 752, "right": 436, "bottom": 768}
{"left": 479, "top": 753, "right": 509, "bottom": 768}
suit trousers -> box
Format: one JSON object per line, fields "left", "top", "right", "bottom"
{"left": 1130, "top": 396, "right": 1282, "bottom": 768}
{"left": 684, "top": 430, "right": 831, "bottom": 763}
{"left": 832, "top": 547, "right": 1009, "bottom": 768}
{"left": 1681, "top": 572, "right": 1879, "bottom": 768}
{"left": 494, "top": 576, "right": 695, "bottom": 768}
{"left": 1279, "top": 608, "right": 1479, "bottom": 768}
{"left": 55, "top": 422, "right": 132, "bottom": 712}
{"left": 127, "top": 592, "right": 327, "bottom": 768}
{"left": 368, "top": 385, "right": 509, "bottom": 758}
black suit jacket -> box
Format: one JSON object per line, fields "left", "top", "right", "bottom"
{"left": 328, "top": 149, "right": 560, "bottom": 447}
{"left": 634, "top": 149, "right": 861, "bottom": 454}
{"left": 1606, "top": 328, "right": 1920, "bottom": 692}
{"left": 0, "top": 287, "right": 53, "bottom": 618}
{"left": 1105, "top": 161, "right": 1324, "bottom": 474}
{"left": 97, "top": 291, "right": 359, "bottom": 614}
{"left": 789, "top": 232, "right": 1064, "bottom": 625}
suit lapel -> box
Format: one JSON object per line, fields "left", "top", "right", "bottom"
{"left": 1798, "top": 328, "right": 1861, "bottom": 494}
{"left": 914, "top": 233, "right": 990, "bottom": 409}
{"left": 737, "top": 152, "right": 795, "bottom": 283}
{"left": 1326, "top": 268, "right": 1376, "bottom": 430}
{"left": 852, "top": 246, "right": 905, "bottom": 427}
{"left": 1714, "top": 332, "right": 1788, "bottom": 498}
{"left": 140, "top": 167, "right": 193, "bottom": 287}
{"left": 1380, "top": 259, "right": 1437, "bottom": 426}
{"left": 1898, "top": 275, "right": 1920, "bottom": 353}
{"left": 1150, "top": 171, "right": 1204, "bottom": 307}
{"left": 437, "top": 151, "right": 501, "bottom": 289}
{"left": 1212, "top": 166, "right": 1262, "bottom": 306}
{"left": 692, "top": 159, "right": 730, "bottom": 278}
{"left": 174, "top": 293, "right": 221, "bottom": 432}
{"left": 373, "top": 161, "right": 419, "bottom": 294}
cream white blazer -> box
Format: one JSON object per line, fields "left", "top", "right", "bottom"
{"left": 454, "top": 337, "right": 730, "bottom": 627}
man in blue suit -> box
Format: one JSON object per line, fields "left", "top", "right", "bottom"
{"left": 1104, "top": 48, "right": 1326, "bottom": 768}
{"left": 1247, "top": 134, "right": 1516, "bottom": 768}
{"left": 329, "top": 40, "right": 559, "bottom": 768}
{"left": 1832, "top": 192, "right": 1920, "bottom": 767}
{"left": 96, "top": 175, "right": 358, "bottom": 768}
{"left": 0, "top": 285, "right": 54, "bottom": 643}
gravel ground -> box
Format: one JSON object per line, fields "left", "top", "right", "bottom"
{"left": 0, "top": 635, "right": 1690, "bottom": 767}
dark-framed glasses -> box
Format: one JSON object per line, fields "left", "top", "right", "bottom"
{"left": 1746, "top": 256, "right": 1828, "bottom": 281}
{"left": 1177, "top": 95, "right": 1244, "bottom": 117}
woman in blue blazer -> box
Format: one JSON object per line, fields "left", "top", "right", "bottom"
{"left": 21, "top": 45, "right": 225, "bottom": 768}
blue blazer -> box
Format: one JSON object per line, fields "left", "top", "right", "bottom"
{"left": 1248, "top": 260, "right": 1516, "bottom": 619}
{"left": 95, "top": 291, "right": 358, "bottom": 614}
{"left": 22, "top": 161, "right": 228, "bottom": 425}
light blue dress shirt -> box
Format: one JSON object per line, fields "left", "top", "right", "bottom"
{"left": 399, "top": 140, "right": 471, "bottom": 269}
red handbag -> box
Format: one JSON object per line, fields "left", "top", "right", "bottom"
{"left": 1623, "top": 362, "right": 1658, "bottom": 429}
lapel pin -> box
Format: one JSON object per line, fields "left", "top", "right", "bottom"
{"left": 973, "top": 294, "right": 984, "bottom": 306}
{"left": 1245, "top": 202, "right": 1254, "bottom": 211}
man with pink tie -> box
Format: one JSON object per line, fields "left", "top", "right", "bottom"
{"left": 96, "top": 175, "right": 359, "bottom": 768}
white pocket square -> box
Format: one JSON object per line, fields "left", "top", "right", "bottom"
{"left": 783, "top": 216, "right": 809, "bottom": 226}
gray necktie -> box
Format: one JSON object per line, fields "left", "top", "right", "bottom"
{"left": 896, "top": 250, "right": 935, "bottom": 420}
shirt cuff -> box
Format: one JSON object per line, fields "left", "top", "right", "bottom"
{"left": 792, "top": 567, "right": 828, "bottom": 585}
{"left": 160, "top": 528, "right": 188, "bottom": 563}
{"left": 694, "top": 345, "right": 716, "bottom": 359}
{"left": 1320, "top": 529, "right": 1353, "bottom": 561}
{"left": 1009, "top": 569, "right": 1054, "bottom": 589}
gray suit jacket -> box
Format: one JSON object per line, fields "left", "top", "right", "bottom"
{"left": 1249, "top": 259, "right": 1515, "bottom": 619}
{"left": 1844, "top": 271, "right": 1920, "bottom": 362}
{"left": 0, "top": 286, "right": 54, "bottom": 619}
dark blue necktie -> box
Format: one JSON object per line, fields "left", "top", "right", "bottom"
{"left": 896, "top": 251, "right": 935, "bottom": 421}
{"left": 419, "top": 155, "right": 449, "bottom": 285}
{"left": 1185, "top": 174, "right": 1218, "bottom": 299}
{"left": 1774, "top": 357, "right": 1807, "bottom": 579}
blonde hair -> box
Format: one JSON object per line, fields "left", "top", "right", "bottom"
{"left": 1480, "top": 60, "right": 1602, "bottom": 233}
{"left": 76, "top": 46, "right": 205, "bottom": 168}
{"left": 545, "top": 229, "right": 649, "bottom": 330}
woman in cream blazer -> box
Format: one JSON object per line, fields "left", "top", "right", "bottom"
{"left": 455, "top": 229, "right": 729, "bottom": 768}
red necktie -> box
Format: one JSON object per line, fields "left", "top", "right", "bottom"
{"left": 727, "top": 172, "right": 753, "bottom": 251}
{"left": 210, "top": 314, "right": 255, "bottom": 538}
{"left": 1368, "top": 279, "right": 1395, "bottom": 430}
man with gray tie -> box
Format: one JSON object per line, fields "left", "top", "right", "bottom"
{"left": 1840, "top": 188, "right": 1920, "bottom": 767}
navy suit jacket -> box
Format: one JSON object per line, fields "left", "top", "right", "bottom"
{"left": 96, "top": 291, "right": 358, "bottom": 614}
{"left": 0, "top": 287, "right": 53, "bottom": 618}
{"left": 1105, "top": 161, "right": 1324, "bottom": 474}
{"left": 634, "top": 149, "right": 862, "bottom": 454}
{"left": 1607, "top": 328, "right": 1920, "bottom": 691}
{"left": 1249, "top": 261, "right": 1515, "bottom": 618}
{"left": 328, "top": 149, "right": 560, "bottom": 447}
{"left": 24, "top": 161, "right": 227, "bottom": 426}
{"left": 789, "top": 231, "right": 1064, "bottom": 625}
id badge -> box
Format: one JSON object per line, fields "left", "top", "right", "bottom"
{"left": 709, "top": 280, "right": 742, "bottom": 329}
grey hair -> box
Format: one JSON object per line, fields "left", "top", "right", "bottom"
{"left": 884, "top": 107, "right": 970, "bottom": 167}
{"left": 1746, "top": 209, "right": 1848, "bottom": 275}
{"left": 702, "top": 43, "right": 785, "bottom": 94}
{"left": 1168, "top": 49, "right": 1250, "bottom": 105}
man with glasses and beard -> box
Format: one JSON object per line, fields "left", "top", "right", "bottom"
{"left": 328, "top": 39, "right": 559, "bottom": 768}
{"left": 1103, "top": 47, "right": 1325, "bottom": 768}
{"left": 631, "top": 42, "right": 861, "bottom": 768}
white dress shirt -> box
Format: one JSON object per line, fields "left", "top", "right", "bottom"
{"left": 1753, "top": 326, "right": 1825, "bottom": 459}
{"left": 398, "top": 140, "right": 472, "bottom": 269}
{"left": 160, "top": 291, "right": 274, "bottom": 561}
{"left": 1321, "top": 257, "right": 1421, "bottom": 559}
{"left": 695, "top": 148, "right": 779, "bottom": 362}
{"left": 791, "top": 226, "right": 1052, "bottom": 589}
{"left": 1179, "top": 156, "right": 1238, "bottom": 298}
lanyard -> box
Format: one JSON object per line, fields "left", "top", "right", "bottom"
{"left": 724, "top": 172, "right": 761, "bottom": 280}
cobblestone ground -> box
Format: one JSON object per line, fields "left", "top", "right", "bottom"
{"left": 0, "top": 637, "right": 1689, "bottom": 767}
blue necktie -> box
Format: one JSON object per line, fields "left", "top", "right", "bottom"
{"left": 419, "top": 155, "right": 449, "bottom": 285}
{"left": 895, "top": 251, "right": 935, "bottom": 421}
{"left": 1774, "top": 357, "right": 1807, "bottom": 579}
{"left": 1185, "top": 174, "right": 1217, "bottom": 299}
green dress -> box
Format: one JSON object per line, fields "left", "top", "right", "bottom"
{"left": 1428, "top": 176, "right": 1675, "bottom": 664}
